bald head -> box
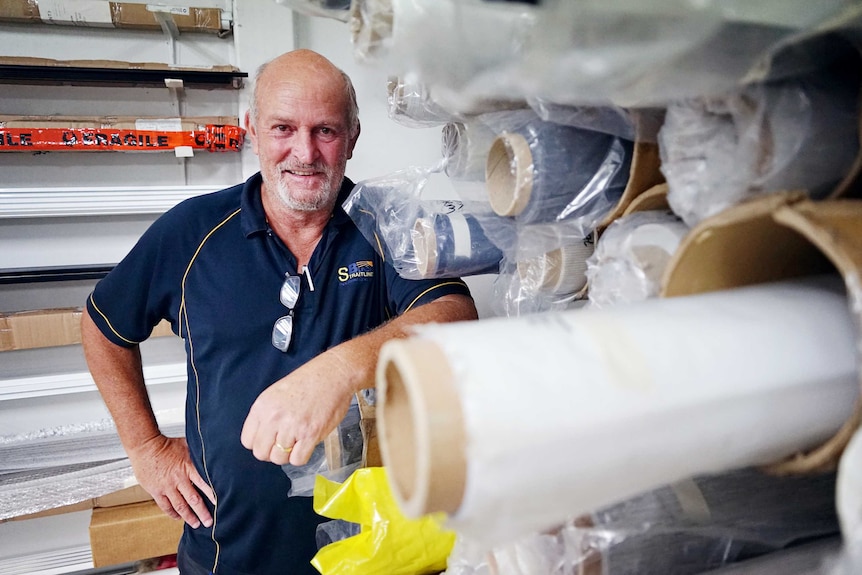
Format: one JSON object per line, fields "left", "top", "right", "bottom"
{"left": 249, "top": 49, "right": 359, "bottom": 138}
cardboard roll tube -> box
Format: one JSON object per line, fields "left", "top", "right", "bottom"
{"left": 377, "top": 338, "right": 467, "bottom": 518}
{"left": 516, "top": 239, "right": 594, "bottom": 296}
{"left": 378, "top": 275, "right": 858, "bottom": 546}
{"left": 485, "top": 124, "right": 634, "bottom": 226}
{"left": 661, "top": 193, "right": 862, "bottom": 474}
{"left": 413, "top": 212, "right": 503, "bottom": 278}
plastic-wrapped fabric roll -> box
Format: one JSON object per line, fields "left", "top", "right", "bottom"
{"left": 387, "top": 76, "right": 461, "bottom": 128}
{"left": 343, "top": 167, "right": 513, "bottom": 279}
{"left": 580, "top": 468, "right": 840, "bottom": 575}
{"left": 377, "top": 275, "right": 859, "bottom": 548}
{"left": 349, "top": 0, "right": 393, "bottom": 61}
{"left": 659, "top": 60, "right": 861, "bottom": 227}
{"left": 445, "top": 469, "right": 840, "bottom": 575}
{"left": 350, "top": 0, "right": 537, "bottom": 93}
{"left": 485, "top": 119, "right": 634, "bottom": 229}
{"left": 443, "top": 120, "right": 499, "bottom": 181}
{"left": 413, "top": 211, "right": 504, "bottom": 278}
{"left": 516, "top": 239, "right": 594, "bottom": 298}
{"left": 586, "top": 210, "right": 690, "bottom": 309}
{"left": 706, "top": 537, "right": 843, "bottom": 575}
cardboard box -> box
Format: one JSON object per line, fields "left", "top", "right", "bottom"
{"left": 0, "top": 307, "right": 175, "bottom": 351}
{"left": 89, "top": 500, "right": 183, "bottom": 567}
{"left": 357, "top": 393, "right": 383, "bottom": 468}
{"left": 660, "top": 191, "right": 862, "bottom": 474}
{"left": 0, "top": 0, "right": 229, "bottom": 34}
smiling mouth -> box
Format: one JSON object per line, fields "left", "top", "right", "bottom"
{"left": 284, "top": 168, "right": 318, "bottom": 177}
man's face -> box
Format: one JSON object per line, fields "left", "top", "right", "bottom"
{"left": 250, "top": 73, "right": 357, "bottom": 212}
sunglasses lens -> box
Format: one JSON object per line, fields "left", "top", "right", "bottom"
{"left": 272, "top": 314, "right": 293, "bottom": 352}
{"left": 280, "top": 275, "right": 301, "bottom": 308}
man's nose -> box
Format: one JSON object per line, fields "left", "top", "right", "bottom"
{"left": 292, "top": 130, "right": 317, "bottom": 165}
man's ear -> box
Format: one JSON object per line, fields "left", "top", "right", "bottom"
{"left": 346, "top": 120, "right": 361, "bottom": 160}
{"left": 245, "top": 110, "right": 259, "bottom": 155}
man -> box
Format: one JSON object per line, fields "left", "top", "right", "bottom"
{"left": 82, "top": 49, "right": 478, "bottom": 575}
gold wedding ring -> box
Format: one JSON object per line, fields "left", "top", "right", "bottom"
{"left": 275, "top": 442, "right": 293, "bottom": 454}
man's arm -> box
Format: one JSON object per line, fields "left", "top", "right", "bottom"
{"left": 81, "top": 310, "right": 215, "bottom": 527}
{"left": 241, "top": 293, "right": 478, "bottom": 465}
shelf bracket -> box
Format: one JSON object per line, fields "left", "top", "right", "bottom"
{"left": 151, "top": 8, "right": 181, "bottom": 66}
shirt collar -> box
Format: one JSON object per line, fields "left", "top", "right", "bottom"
{"left": 241, "top": 172, "right": 356, "bottom": 237}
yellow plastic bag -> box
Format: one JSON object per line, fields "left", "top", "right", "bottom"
{"left": 311, "top": 467, "right": 455, "bottom": 575}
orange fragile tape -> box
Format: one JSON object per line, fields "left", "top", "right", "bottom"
{"left": 0, "top": 125, "right": 244, "bottom": 152}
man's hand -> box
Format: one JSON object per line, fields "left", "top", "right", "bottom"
{"left": 240, "top": 350, "right": 355, "bottom": 466}
{"left": 129, "top": 434, "right": 216, "bottom": 529}
{"left": 241, "top": 294, "right": 478, "bottom": 466}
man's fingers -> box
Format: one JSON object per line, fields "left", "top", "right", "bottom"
{"left": 178, "top": 482, "right": 213, "bottom": 528}
{"left": 154, "top": 493, "right": 181, "bottom": 521}
{"left": 239, "top": 413, "right": 259, "bottom": 450}
{"left": 288, "top": 439, "right": 315, "bottom": 466}
{"left": 167, "top": 489, "right": 202, "bottom": 528}
{"left": 190, "top": 470, "right": 217, "bottom": 505}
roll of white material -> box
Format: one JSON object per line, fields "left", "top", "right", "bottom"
{"left": 443, "top": 120, "right": 498, "bottom": 181}
{"left": 378, "top": 276, "right": 859, "bottom": 548}
{"left": 587, "top": 210, "right": 690, "bottom": 308}
{"left": 517, "top": 240, "right": 594, "bottom": 297}
{"left": 352, "top": 0, "right": 536, "bottom": 91}
{"left": 837, "top": 426, "right": 862, "bottom": 549}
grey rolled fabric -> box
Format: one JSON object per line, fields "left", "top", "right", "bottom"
{"left": 485, "top": 118, "right": 634, "bottom": 230}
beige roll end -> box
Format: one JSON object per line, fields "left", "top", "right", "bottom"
{"left": 486, "top": 132, "right": 533, "bottom": 217}
{"left": 412, "top": 218, "right": 437, "bottom": 279}
{"left": 377, "top": 337, "right": 467, "bottom": 518}
{"left": 518, "top": 240, "right": 594, "bottom": 296}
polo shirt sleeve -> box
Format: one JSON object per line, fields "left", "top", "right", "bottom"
{"left": 381, "top": 259, "right": 474, "bottom": 316}
{"left": 86, "top": 205, "right": 190, "bottom": 347}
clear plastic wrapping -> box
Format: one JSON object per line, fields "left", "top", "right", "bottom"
{"left": 316, "top": 519, "right": 362, "bottom": 549}
{"left": 352, "top": 0, "right": 857, "bottom": 109}
{"left": 659, "top": 57, "right": 861, "bottom": 226}
{"left": 444, "top": 467, "right": 840, "bottom": 575}
{"left": 711, "top": 538, "right": 843, "bottom": 574}
{"left": 526, "top": 100, "right": 665, "bottom": 143}
{"left": 484, "top": 112, "right": 634, "bottom": 228}
{"left": 0, "top": 419, "right": 184, "bottom": 472}
{"left": 586, "top": 210, "right": 690, "bottom": 309}
{"left": 387, "top": 75, "right": 462, "bottom": 128}
{"left": 491, "top": 223, "right": 595, "bottom": 317}
{"left": 343, "top": 166, "right": 515, "bottom": 279}
{"left": 282, "top": 399, "right": 365, "bottom": 497}
{"left": 0, "top": 459, "right": 135, "bottom": 520}
{"left": 349, "top": 0, "right": 537, "bottom": 99}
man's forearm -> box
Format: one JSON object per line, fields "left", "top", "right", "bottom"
{"left": 329, "top": 293, "right": 478, "bottom": 394}
{"left": 81, "top": 310, "right": 162, "bottom": 450}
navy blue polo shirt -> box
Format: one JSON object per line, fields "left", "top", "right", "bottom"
{"left": 86, "top": 172, "right": 472, "bottom": 575}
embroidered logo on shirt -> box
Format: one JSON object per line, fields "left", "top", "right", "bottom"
{"left": 338, "top": 260, "right": 374, "bottom": 283}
